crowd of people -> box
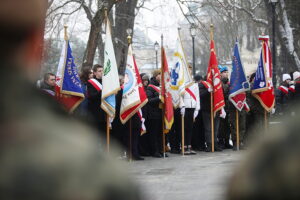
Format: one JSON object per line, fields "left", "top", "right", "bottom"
{"left": 39, "top": 63, "right": 300, "bottom": 161}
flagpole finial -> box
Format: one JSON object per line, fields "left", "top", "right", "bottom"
{"left": 210, "top": 24, "right": 214, "bottom": 41}
{"left": 64, "top": 25, "right": 68, "bottom": 41}
{"left": 161, "top": 34, "right": 164, "bottom": 48}
{"left": 126, "top": 28, "right": 132, "bottom": 45}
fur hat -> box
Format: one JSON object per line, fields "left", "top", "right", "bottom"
{"left": 293, "top": 71, "right": 300, "bottom": 80}
{"left": 282, "top": 74, "right": 291, "bottom": 82}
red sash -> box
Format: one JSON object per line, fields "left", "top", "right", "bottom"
{"left": 148, "top": 84, "right": 160, "bottom": 93}
{"left": 278, "top": 85, "right": 288, "bottom": 94}
{"left": 88, "top": 79, "right": 102, "bottom": 92}
{"left": 185, "top": 88, "right": 197, "bottom": 101}
{"left": 201, "top": 81, "right": 209, "bottom": 89}
{"left": 289, "top": 85, "right": 295, "bottom": 93}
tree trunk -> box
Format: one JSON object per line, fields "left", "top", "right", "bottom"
{"left": 113, "top": 0, "right": 138, "bottom": 74}
{"left": 84, "top": 23, "right": 101, "bottom": 66}
{"left": 82, "top": 1, "right": 115, "bottom": 66}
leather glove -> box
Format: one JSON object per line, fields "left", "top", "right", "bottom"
{"left": 180, "top": 107, "right": 185, "bottom": 116}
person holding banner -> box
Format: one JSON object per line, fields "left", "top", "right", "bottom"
{"left": 275, "top": 73, "right": 292, "bottom": 117}
{"left": 199, "top": 78, "right": 223, "bottom": 152}
{"left": 218, "top": 65, "right": 233, "bottom": 149}
{"left": 146, "top": 69, "right": 163, "bottom": 158}
{"left": 87, "top": 64, "right": 106, "bottom": 135}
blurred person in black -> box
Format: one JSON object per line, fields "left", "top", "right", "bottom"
{"left": 0, "top": 1, "right": 142, "bottom": 199}
{"left": 227, "top": 106, "right": 300, "bottom": 200}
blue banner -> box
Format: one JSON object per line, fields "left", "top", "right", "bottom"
{"left": 252, "top": 51, "right": 267, "bottom": 92}
{"left": 229, "top": 41, "right": 250, "bottom": 111}
{"left": 61, "top": 41, "right": 84, "bottom": 96}
{"left": 229, "top": 41, "right": 249, "bottom": 95}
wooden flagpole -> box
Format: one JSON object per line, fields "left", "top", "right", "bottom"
{"left": 210, "top": 24, "right": 215, "bottom": 153}
{"left": 106, "top": 115, "right": 110, "bottom": 153}
{"left": 181, "top": 115, "right": 185, "bottom": 156}
{"left": 264, "top": 110, "right": 268, "bottom": 134}
{"left": 104, "top": 7, "right": 110, "bottom": 153}
{"left": 161, "top": 34, "right": 166, "bottom": 159}
{"left": 236, "top": 109, "right": 240, "bottom": 151}
{"left": 162, "top": 112, "right": 166, "bottom": 158}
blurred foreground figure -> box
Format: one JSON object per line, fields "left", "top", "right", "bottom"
{"left": 227, "top": 107, "right": 300, "bottom": 200}
{"left": 0, "top": 1, "right": 141, "bottom": 200}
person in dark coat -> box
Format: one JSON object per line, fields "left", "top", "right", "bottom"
{"left": 146, "top": 70, "right": 163, "bottom": 158}
{"left": 290, "top": 71, "right": 300, "bottom": 110}
{"left": 139, "top": 74, "right": 151, "bottom": 156}
{"left": 87, "top": 64, "right": 106, "bottom": 136}
{"left": 199, "top": 78, "right": 222, "bottom": 152}
{"left": 74, "top": 66, "right": 93, "bottom": 119}
{"left": 192, "top": 74, "right": 206, "bottom": 151}
{"left": 246, "top": 73, "right": 265, "bottom": 139}
{"left": 40, "top": 72, "right": 56, "bottom": 96}
{"left": 218, "top": 66, "right": 233, "bottom": 149}
{"left": 275, "top": 73, "right": 291, "bottom": 117}
{"left": 112, "top": 78, "right": 144, "bottom": 161}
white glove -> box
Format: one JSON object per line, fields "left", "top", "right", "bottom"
{"left": 193, "top": 110, "right": 199, "bottom": 120}
{"left": 109, "top": 117, "right": 114, "bottom": 129}
{"left": 271, "top": 108, "right": 276, "bottom": 115}
{"left": 141, "top": 118, "right": 146, "bottom": 135}
{"left": 208, "top": 87, "right": 213, "bottom": 92}
{"left": 220, "top": 108, "right": 226, "bottom": 119}
{"left": 180, "top": 107, "right": 185, "bottom": 116}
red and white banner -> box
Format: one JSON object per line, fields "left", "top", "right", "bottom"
{"left": 206, "top": 40, "right": 225, "bottom": 116}
{"left": 120, "top": 44, "right": 148, "bottom": 124}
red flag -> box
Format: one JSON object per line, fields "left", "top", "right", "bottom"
{"left": 55, "top": 85, "right": 83, "bottom": 112}
{"left": 252, "top": 36, "right": 275, "bottom": 112}
{"left": 161, "top": 47, "right": 174, "bottom": 132}
{"left": 206, "top": 40, "right": 225, "bottom": 116}
{"left": 120, "top": 45, "right": 148, "bottom": 123}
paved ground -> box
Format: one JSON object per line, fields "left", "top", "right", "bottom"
{"left": 128, "top": 150, "right": 244, "bottom": 200}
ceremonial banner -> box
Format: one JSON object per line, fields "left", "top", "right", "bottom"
{"left": 120, "top": 44, "right": 148, "bottom": 124}
{"left": 206, "top": 40, "right": 225, "bottom": 116}
{"left": 229, "top": 40, "right": 250, "bottom": 111}
{"left": 101, "top": 19, "right": 120, "bottom": 118}
{"left": 56, "top": 34, "right": 84, "bottom": 113}
{"left": 252, "top": 36, "right": 275, "bottom": 112}
{"left": 161, "top": 47, "right": 174, "bottom": 132}
{"left": 170, "top": 35, "right": 193, "bottom": 107}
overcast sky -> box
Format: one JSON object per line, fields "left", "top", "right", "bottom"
{"left": 135, "top": 0, "right": 187, "bottom": 49}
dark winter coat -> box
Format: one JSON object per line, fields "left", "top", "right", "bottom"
{"left": 146, "top": 78, "right": 162, "bottom": 120}
{"left": 199, "top": 81, "right": 211, "bottom": 112}
{"left": 87, "top": 78, "right": 106, "bottom": 123}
